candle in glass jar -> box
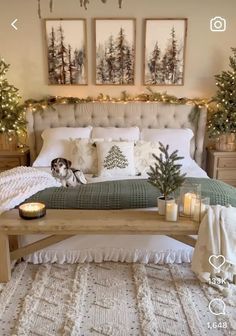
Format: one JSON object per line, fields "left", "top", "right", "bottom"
{"left": 183, "top": 193, "right": 196, "bottom": 216}
{"left": 19, "top": 202, "right": 46, "bottom": 219}
{"left": 166, "top": 203, "right": 178, "bottom": 222}
{"left": 193, "top": 200, "right": 206, "bottom": 222}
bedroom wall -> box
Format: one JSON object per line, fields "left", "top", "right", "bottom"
{"left": 0, "top": 0, "right": 235, "bottom": 101}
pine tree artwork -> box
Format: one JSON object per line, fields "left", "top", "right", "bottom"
{"left": 103, "top": 145, "right": 128, "bottom": 170}
{"left": 37, "top": 0, "right": 124, "bottom": 18}
{"left": 208, "top": 48, "right": 236, "bottom": 138}
{"left": 96, "top": 19, "right": 135, "bottom": 85}
{"left": 0, "top": 59, "right": 26, "bottom": 135}
{"left": 144, "top": 19, "right": 187, "bottom": 85}
{"left": 46, "top": 20, "right": 87, "bottom": 85}
{"left": 147, "top": 142, "right": 186, "bottom": 200}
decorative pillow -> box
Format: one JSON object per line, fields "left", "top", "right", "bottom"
{"left": 134, "top": 141, "right": 161, "bottom": 175}
{"left": 96, "top": 141, "right": 136, "bottom": 177}
{"left": 33, "top": 127, "right": 92, "bottom": 167}
{"left": 140, "top": 128, "right": 194, "bottom": 161}
{"left": 92, "top": 127, "right": 140, "bottom": 141}
{"left": 71, "top": 138, "right": 109, "bottom": 174}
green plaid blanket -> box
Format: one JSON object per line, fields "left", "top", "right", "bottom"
{"left": 25, "top": 178, "right": 236, "bottom": 210}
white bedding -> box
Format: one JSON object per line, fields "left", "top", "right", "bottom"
{"left": 20, "top": 161, "right": 208, "bottom": 264}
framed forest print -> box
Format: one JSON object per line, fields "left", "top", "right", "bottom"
{"left": 45, "top": 19, "right": 87, "bottom": 85}
{"left": 95, "top": 18, "right": 135, "bottom": 85}
{"left": 144, "top": 19, "right": 187, "bottom": 86}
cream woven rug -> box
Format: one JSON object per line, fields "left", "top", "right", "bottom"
{"left": 0, "top": 262, "right": 235, "bottom": 336}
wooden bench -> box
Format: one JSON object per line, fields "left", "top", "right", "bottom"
{"left": 0, "top": 209, "right": 199, "bottom": 283}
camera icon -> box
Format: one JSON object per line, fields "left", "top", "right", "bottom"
{"left": 210, "top": 16, "right": 226, "bottom": 32}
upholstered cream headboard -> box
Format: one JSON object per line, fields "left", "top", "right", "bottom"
{"left": 26, "top": 102, "right": 207, "bottom": 166}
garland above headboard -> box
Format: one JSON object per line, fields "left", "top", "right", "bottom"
{"left": 23, "top": 87, "right": 211, "bottom": 112}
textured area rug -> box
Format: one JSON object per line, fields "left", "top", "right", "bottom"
{"left": 0, "top": 262, "right": 235, "bottom": 336}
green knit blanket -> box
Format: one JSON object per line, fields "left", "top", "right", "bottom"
{"left": 26, "top": 178, "right": 236, "bottom": 210}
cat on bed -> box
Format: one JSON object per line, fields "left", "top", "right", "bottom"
{"left": 51, "top": 158, "right": 87, "bottom": 187}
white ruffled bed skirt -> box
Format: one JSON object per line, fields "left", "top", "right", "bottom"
{"left": 24, "top": 247, "right": 193, "bottom": 264}
{"left": 20, "top": 234, "right": 194, "bottom": 264}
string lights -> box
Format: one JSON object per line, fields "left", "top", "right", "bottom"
{"left": 23, "top": 87, "right": 212, "bottom": 114}
{"left": 0, "top": 59, "right": 26, "bottom": 139}
{"left": 207, "top": 48, "right": 236, "bottom": 138}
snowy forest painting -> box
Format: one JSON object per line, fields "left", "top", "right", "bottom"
{"left": 45, "top": 19, "right": 87, "bottom": 85}
{"left": 144, "top": 19, "right": 187, "bottom": 86}
{"left": 95, "top": 19, "right": 135, "bottom": 85}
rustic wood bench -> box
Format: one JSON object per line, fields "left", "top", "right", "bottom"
{"left": 0, "top": 209, "right": 199, "bottom": 283}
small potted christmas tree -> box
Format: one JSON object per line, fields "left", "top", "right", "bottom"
{"left": 208, "top": 48, "right": 236, "bottom": 151}
{"left": 147, "top": 142, "right": 186, "bottom": 215}
{"left": 0, "top": 58, "right": 26, "bottom": 150}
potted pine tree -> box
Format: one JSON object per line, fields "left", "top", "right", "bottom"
{"left": 147, "top": 142, "right": 186, "bottom": 215}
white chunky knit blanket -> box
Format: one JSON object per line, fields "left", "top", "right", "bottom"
{"left": 0, "top": 166, "right": 61, "bottom": 215}
{"left": 192, "top": 205, "right": 236, "bottom": 296}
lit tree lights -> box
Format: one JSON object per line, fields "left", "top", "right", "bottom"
{"left": 0, "top": 59, "right": 26, "bottom": 137}
{"left": 208, "top": 48, "right": 236, "bottom": 138}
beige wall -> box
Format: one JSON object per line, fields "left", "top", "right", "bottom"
{"left": 0, "top": 0, "right": 235, "bottom": 101}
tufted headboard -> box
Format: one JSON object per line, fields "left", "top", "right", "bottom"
{"left": 26, "top": 101, "right": 207, "bottom": 166}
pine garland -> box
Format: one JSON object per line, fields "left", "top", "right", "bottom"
{"left": 22, "top": 87, "right": 210, "bottom": 114}
{"left": 147, "top": 142, "right": 186, "bottom": 200}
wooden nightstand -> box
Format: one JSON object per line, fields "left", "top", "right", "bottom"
{"left": 206, "top": 149, "right": 236, "bottom": 187}
{"left": 0, "top": 148, "right": 30, "bottom": 172}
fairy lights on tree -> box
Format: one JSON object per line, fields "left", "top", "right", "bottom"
{"left": 0, "top": 59, "right": 26, "bottom": 136}
{"left": 208, "top": 48, "right": 236, "bottom": 137}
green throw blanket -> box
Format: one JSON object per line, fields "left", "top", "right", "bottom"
{"left": 26, "top": 178, "right": 236, "bottom": 210}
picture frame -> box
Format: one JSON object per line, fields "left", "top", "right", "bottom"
{"left": 95, "top": 18, "right": 136, "bottom": 85}
{"left": 45, "top": 19, "right": 87, "bottom": 85}
{"left": 144, "top": 18, "right": 187, "bottom": 86}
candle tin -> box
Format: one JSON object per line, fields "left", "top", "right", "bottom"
{"left": 19, "top": 202, "right": 46, "bottom": 220}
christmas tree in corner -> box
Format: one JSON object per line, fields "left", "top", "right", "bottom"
{"left": 208, "top": 48, "right": 236, "bottom": 138}
{"left": 104, "top": 145, "right": 128, "bottom": 170}
{"left": 0, "top": 58, "right": 26, "bottom": 140}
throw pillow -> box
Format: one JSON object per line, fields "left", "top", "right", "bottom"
{"left": 96, "top": 141, "right": 135, "bottom": 177}
{"left": 134, "top": 141, "right": 161, "bottom": 175}
{"left": 71, "top": 138, "right": 108, "bottom": 174}
{"left": 33, "top": 127, "right": 92, "bottom": 167}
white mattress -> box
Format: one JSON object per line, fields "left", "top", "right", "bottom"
{"left": 20, "top": 161, "right": 207, "bottom": 264}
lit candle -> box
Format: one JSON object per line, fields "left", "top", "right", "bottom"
{"left": 166, "top": 203, "right": 178, "bottom": 222}
{"left": 19, "top": 202, "right": 46, "bottom": 219}
{"left": 193, "top": 200, "right": 206, "bottom": 222}
{"left": 183, "top": 193, "right": 196, "bottom": 216}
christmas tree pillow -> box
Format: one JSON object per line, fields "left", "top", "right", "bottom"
{"left": 96, "top": 141, "right": 136, "bottom": 177}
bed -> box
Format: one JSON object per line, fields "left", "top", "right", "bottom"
{"left": 20, "top": 101, "right": 209, "bottom": 264}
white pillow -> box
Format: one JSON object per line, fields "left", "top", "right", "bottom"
{"left": 33, "top": 127, "right": 92, "bottom": 167}
{"left": 134, "top": 141, "right": 161, "bottom": 175}
{"left": 96, "top": 141, "right": 136, "bottom": 177}
{"left": 92, "top": 127, "right": 140, "bottom": 141}
{"left": 71, "top": 138, "right": 110, "bottom": 174}
{"left": 140, "top": 128, "right": 194, "bottom": 161}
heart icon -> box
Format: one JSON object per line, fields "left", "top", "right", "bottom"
{"left": 208, "top": 255, "right": 226, "bottom": 271}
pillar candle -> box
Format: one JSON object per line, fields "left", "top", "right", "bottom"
{"left": 193, "top": 200, "right": 206, "bottom": 222}
{"left": 183, "top": 193, "right": 196, "bottom": 216}
{"left": 166, "top": 203, "right": 178, "bottom": 222}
